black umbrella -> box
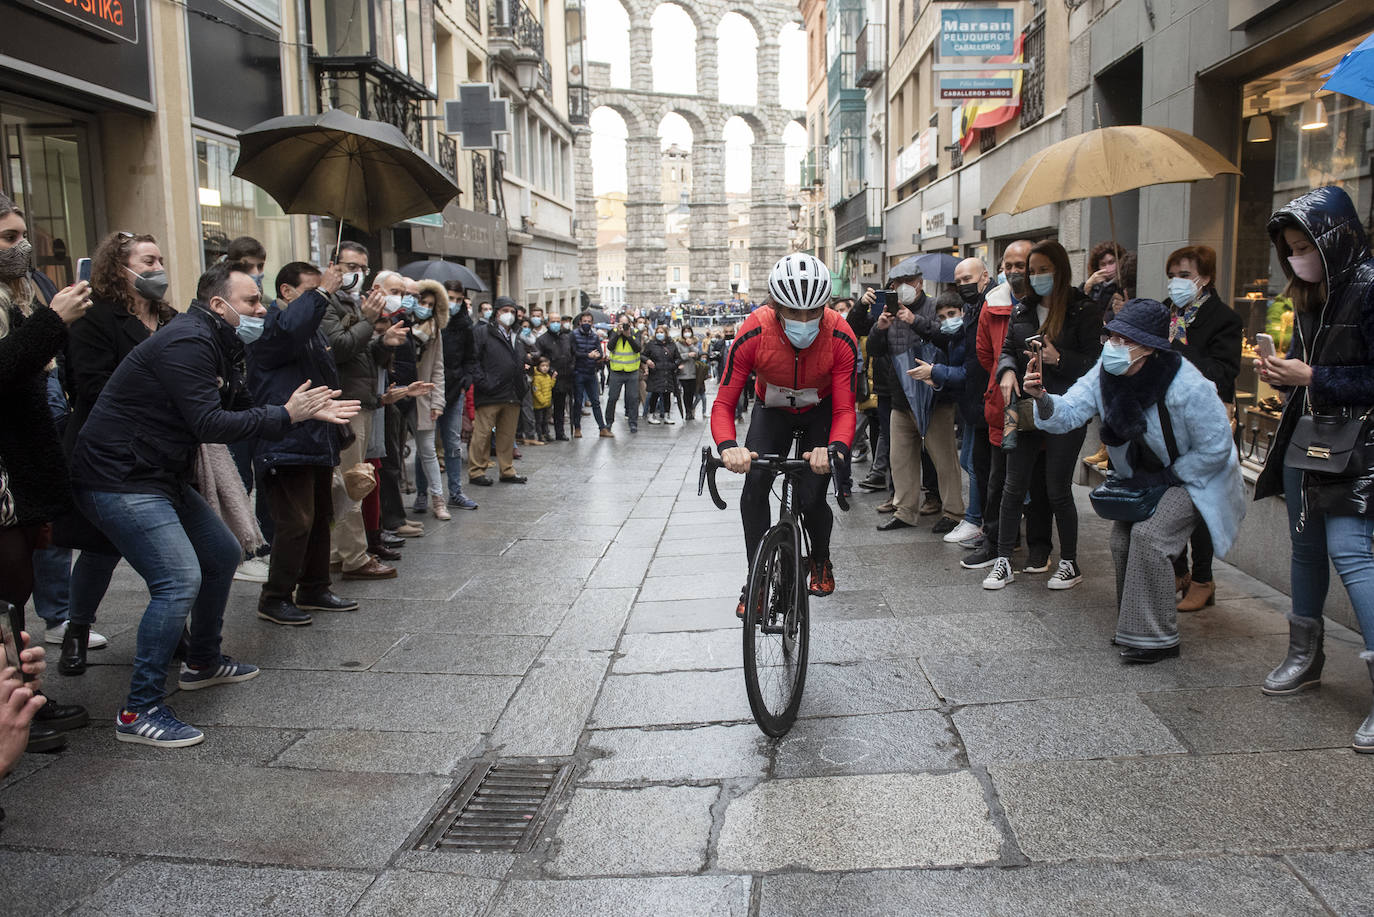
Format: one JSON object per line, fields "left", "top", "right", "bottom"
{"left": 233, "top": 110, "right": 458, "bottom": 238}
{"left": 400, "top": 260, "right": 488, "bottom": 292}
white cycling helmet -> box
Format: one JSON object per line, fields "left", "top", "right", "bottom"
{"left": 768, "top": 253, "right": 832, "bottom": 312}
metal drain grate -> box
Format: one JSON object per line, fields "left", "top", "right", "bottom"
{"left": 416, "top": 760, "right": 573, "bottom": 853}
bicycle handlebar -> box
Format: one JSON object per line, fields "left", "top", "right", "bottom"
{"left": 698, "top": 447, "right": 850, "bottom": 512}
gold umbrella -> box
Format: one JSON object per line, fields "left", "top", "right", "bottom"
{"left": 985, "top": 126, "right": 1241, "bottom": 251}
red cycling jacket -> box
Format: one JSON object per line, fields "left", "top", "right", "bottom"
{"left": 711, "top": 305, "right": 859, "bottom": 450}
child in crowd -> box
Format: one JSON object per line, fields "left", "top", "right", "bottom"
{"left": 532, "top": 356, "right": 555, "bottom": 443}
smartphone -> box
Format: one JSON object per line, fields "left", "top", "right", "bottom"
{"left": 1256, "top": 333, "right": 1277, "bottom": 361}
{"left": 77, "top": 258, "right": 92, "bottom": 282}
{"left": 0, "top": 601, "right": 27, "bottom": 681}
{"left": 1025, "top": 334, "right": 1044, "bottom": 375}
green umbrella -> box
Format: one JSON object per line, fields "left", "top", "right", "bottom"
{"left": 232, "top": 109, "right": 458, "bottom": 237}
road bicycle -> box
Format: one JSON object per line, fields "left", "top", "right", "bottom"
{"left": 699, "top": 433, "right": 848, "bottom": 736}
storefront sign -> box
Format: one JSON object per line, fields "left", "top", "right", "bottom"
{"left": 411, "top": 203, "right": 508, "bottom": 261}
{"left": 940, "top": 8, "right": 1015, "bottom": 57}
{"left": 921, "top": 203, "right": 954, "bottom": 240}
{"left": 890, "top": 127, "right": 938, "bottom": 188}
{"left": 939, "top": 77, "right": 1014, "bottom": 100}
{"left": 17, "top": 0, "right": 137, "bottom": 43}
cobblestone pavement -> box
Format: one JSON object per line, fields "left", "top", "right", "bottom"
{"left": 3, "top": 408, "right": 1373, "bottom": 916}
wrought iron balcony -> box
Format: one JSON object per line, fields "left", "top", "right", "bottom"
{"left": 834, "top": 187, "right": 883, "bottom": 251}
{"left": 472, "top": 151, "right": 489, "bottom": 214}
{"left": 569, "top": 85, "right": 591, "bottom": 125}
{"left": 827, "top": 51, "right": 856, "bottom": 100}
{"left": 490, "top": 0, "right": 544, "bottom": 54}
{"left": 855, "top": 22, "right": 883, "bottom": 88}
{"left": 437, "top": 133, "right": 458, "bottom": 183}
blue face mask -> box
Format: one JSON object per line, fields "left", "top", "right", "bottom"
{"left": 783, "top": 317, "right": 820, "bottom": 349}
{"left": 449, "top": 300, "right": 462, "bottom": 316}
{"left": 996, "top": 271, "right": 1007, "bottom": 286}
{"left": 531, "top": 316, "right": 543, "bottom": 327}
{"left": 413, "top": 304, "right": 433, "bottom": 321}
{"left": 400, "top": 294, "right": 418, "bottom": 313}
{"left": 1101, "top": 340, "right": 1140, "bottom": 376}
{"left": 940, "top": 316, "right": 964, "bottom": 335}
{"left": 235, "top": 313, "right": 265, "bottom": 344}
{"left": 549, "top": 321, "right": 562, "bottom": 333}
{"left": 1167, "top": 276, "right": 1198, "bottom": 309}
{"left": 1029, "top": 273, "right": 1055, "bottom": 297}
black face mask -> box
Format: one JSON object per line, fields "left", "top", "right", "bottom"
{"left": 956, "top": 282, "right": 982, "bottom": 305}
{"left": 580, "top": 323, "right": 592, "bottom": 332}
{"left": 1005, "top": 271, "right": 1028, "bottom": 298}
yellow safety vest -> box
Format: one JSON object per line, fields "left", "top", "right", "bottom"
{"left": 609, "top": 336, "right": 641, "bottom": 372}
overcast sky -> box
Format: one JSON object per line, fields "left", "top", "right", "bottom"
{"left": 585, "top": 0, "right": 807, "bottom": 196}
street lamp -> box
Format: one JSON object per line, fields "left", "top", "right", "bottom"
{"left": 787, "top": 200, "right": 802, "bottom": 228}
{"left": 513, "top": 49, "right": 542, "bottom": 94}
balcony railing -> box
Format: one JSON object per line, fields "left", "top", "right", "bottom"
{"left": 466, "top": 0, "right": 481, "bottom": 29}
{"left": 569, "top": 85, "right": 591, "bottom": 124}
{"left": 437, "top": 133, "right": 458, "bottom": 182}
{"left": 1020, "top": 11, "right": 1046, "bottom": 128}
{"left": 834, "top": 187, "right": 883, "bottom": 250}
{"left": 490, "top": 0, "right": 543, "bottom": 54}
{"left": 855, "top": 22, "right": 884, "bottom": 88}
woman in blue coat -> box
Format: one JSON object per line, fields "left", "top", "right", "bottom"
{"left": 1023, "top": 298, "right": 1246, "bottom": 664}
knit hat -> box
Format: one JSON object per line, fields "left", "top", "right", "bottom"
{"left": 1104, "top": 298, "right": 1172, "bottom": 350}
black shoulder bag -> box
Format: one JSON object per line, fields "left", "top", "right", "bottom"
{"left": 1285, "top": 406, "right": 1372, "bottom": 475}
{"left": 1089, "top": 399, "right": 1180, "bottom": 523}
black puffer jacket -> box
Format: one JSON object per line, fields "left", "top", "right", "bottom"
{"left": 442, "top": 305, "right": 475, "bottom": 407}
{"left": 71, "top": 304, "right": 291, "bottom": 501}
{"left": 465, "top": 321, "right": 529, "bottom": 407}
{"left": 997, "top": 286, "right": 1102, "bottom": 395}
{"left": 642, "top": 338, "right": 680, "bottom": 393}
{"left": 1255, "top": 186, "right": 1374, "bottom": 516}
{"left": 0, "top": 303, "right": 71, "bottom": 527}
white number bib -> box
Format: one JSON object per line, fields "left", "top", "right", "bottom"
{"left": 763, "top": 383, "right": 820, "bottom": 409}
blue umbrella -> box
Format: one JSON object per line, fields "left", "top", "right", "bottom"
{"left": 1321, "top": 32, "right": 1374, "bottom": 106}
{"left": 888, "top": 252, "right": 961, "bottom": 284}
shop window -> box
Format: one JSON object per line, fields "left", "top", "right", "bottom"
{"left": 1233, "top": 36, "right": 1372, "bottom": 468}
{"left": 196, "top": 136, "right": 294, "bottom": 276}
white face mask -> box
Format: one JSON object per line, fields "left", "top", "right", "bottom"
{"left": 897, "top": 284, "right": 918, "bottom": 306}
{"left": 1288, "top": 251, "right": 1323, "bottom": 284}
{"left": 498, "top": 311, "right": 516, "bottom": 327}
{"left": 340, "top": 271, "right": 363, "bottom": 292}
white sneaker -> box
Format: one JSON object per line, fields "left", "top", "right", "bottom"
{"left": 233, "top": 557, "right": 270, "bottom": 583}
{"left": 982, "top": 557, "right": 1015, "bottom": 590}
{"left": 1047, "top": 559, "right": 1083, "bottom": 590}
{"left": 43, "top": 621, "right": 109, "bottom": 649}
{"left": 647, "top": 415, "right": 662, "bottom": 425}
{"left": 663, "top": 414, "right": 675, "bottom": 424}
{"left": 943, "top": 520, "right": 983, "bottom": 544}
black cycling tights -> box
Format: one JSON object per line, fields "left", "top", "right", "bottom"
{"left": 740, "top": 398, "right": 834, "bottom": 567}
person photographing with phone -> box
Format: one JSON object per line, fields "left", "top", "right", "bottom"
{"left": 714, "top": 254, "right": 859, "bottom": 619}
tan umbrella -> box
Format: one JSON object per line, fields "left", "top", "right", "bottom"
{"left": 985, "top": 126, "right": 1241, "bottom": 256}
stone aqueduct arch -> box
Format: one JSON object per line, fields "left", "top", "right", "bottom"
{"left": 574, "top": 0, "right": 805, "bottom": 307}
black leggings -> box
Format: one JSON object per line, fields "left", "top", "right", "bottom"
{"left": 0, "top": 524, "right": 41, "bottom": 612}
{"left": 998, "top": 426, "right": 1087, "bottom": 561}
{"left": 1173, "top": 523, "right": 1215, "bottom": 583}
{"left": 741, "top": 399, "right": 834, "bottom": 568}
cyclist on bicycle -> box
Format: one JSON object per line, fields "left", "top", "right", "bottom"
{"left": 713, "top": 253, "right": 859, "bottom": 618}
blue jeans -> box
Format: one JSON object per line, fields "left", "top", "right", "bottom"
{"left": 573, "top": 370, "right": 606, "bottom": 431}
{"left": 1284, "top": 465, "right": 1374, "bottom": 650}
{"left": 434, "top": 392, "right": 467, "bottom": 498}
{"left": 30, "top": 545, "right": 71, "bottom": 628}
{"left": 75, "top": 486, "right": 241, "bottom": 711}
{"left": 959, "top": 426, "right": 983, "bottom": 527}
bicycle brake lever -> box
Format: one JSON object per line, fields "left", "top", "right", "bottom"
{"left": 829, "top": 446, "right": 851, "bottom": 512}
{"left": 700, "top": 447, "right": 727, "bottom": 510}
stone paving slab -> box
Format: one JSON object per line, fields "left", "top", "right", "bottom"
{"left": 582, "top": 724, "right": 769, "bottom": 783}
{"left": 0, "top": 851, "right": 125, "bottom": 917}
{"left": 772, "top": 710, "right": 961, "bottom": 777}
{"left": 717, "top": 772, "right": 1003, "bottom": 872}
{"left": 348, "top": 870, "right": 498, "bottom": 917}
{"left": 1285, "top": 850, "right": 1374, "bottom": 917}
{"left": 626, "top": 598, "right": 738, "bottom": 633}
{"left": 637, "top": 574, "right": 742, "bottom": 603}
{"left": 592, "top": 669, "right": 753, "bottom": 727}
{"left": 1142, "top": 685, "right": 1366, "bottom": 754}
{"left": 542, "top": 588, "right": 638, "bottom": 657}
{"left": 614, "top": 629, "right": 740, "bottom": 673}
{"left": 0, "top": 758, "right": 448, "bottom": 869}
{"left": 60, "top": 723, "right": 302, "bottom": 767}
{"left": 991, "top": 749, "right": 1374, "bottom": 861}
{"left": 371, "top": 633, "right": 545, "bottom": 675}
{"left": 549, "top": 785, "right": 718, "bottom": 876}
{"left": 757, "top": 855, "right": 1328, "bottom": 916}
{"left": 799, "top": 659, "right": 943, "bottom": 718}
{"left": 270, "top": 729, "right": 482, "bottom": 775}
{"left": 953, "top": 694, "right": 1188, "bottom": 765}
{"left": 170, "top": 670, "right": 519, "bottom": 733}
{"left": 809, "top": 613, "right": 1062, "bottom": 664}
{"left": 489, "top": 876, "right": 752, "bottom": 917}
{"left": 490, "top": 656, "right": 611, "bottom": 757}
{"left": 67, "top": 863, "right": 375, "bottom": 916}
{"left": 303, "top": 599, "right": 570, "bottom": 636}
{"left": 645, "top": 552, "right": 747, "bottom": 580}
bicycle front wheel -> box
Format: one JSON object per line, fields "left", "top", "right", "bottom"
{"left": 742, "top": 523, "right": 810, "bottom": 736}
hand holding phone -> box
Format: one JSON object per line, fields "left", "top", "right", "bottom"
{"left": 0, "top": 602, "right": 29, "bottom": 683}
{"left": 1255, "top": 333, "right": 1277, "bottom": 361}
{"left": 1025, "top": 334, "right": 1044, "bottom": 375}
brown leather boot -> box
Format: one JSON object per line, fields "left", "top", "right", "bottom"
{"left": 1177, "top": 581, "right": 1216, "bottom": 612}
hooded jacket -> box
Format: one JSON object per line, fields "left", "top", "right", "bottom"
{"left": 978, "top": 282, "right": 1016, "bottom": 445}
{"left": 411, "top": 279, "right": 450, "bottom": 430}
{"left": 1255, "top": 185, "right": 1374, "bottom": 516}
{"left": 73, "top": 304, "right": 291, "bottom": 501}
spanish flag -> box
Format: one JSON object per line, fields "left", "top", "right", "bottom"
{"left": 957, "top": 35, "right": 1025, "bottom": 151}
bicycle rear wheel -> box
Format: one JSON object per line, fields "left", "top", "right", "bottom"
{"left": 742, "top": 523, "right": 810, "bottom": 736}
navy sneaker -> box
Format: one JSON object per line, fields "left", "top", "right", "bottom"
{"left": 115, "top": 705, "right": 205, "bottom": 748}
{"left": 447, "top": 494, "right": 479, "bottom": 510}
{"left": 178, "top": 656, "right": 260, "bottom": 691}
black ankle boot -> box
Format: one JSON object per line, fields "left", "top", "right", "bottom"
{"left": 59, "top": 623, "right": 89, "bottom": 676}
